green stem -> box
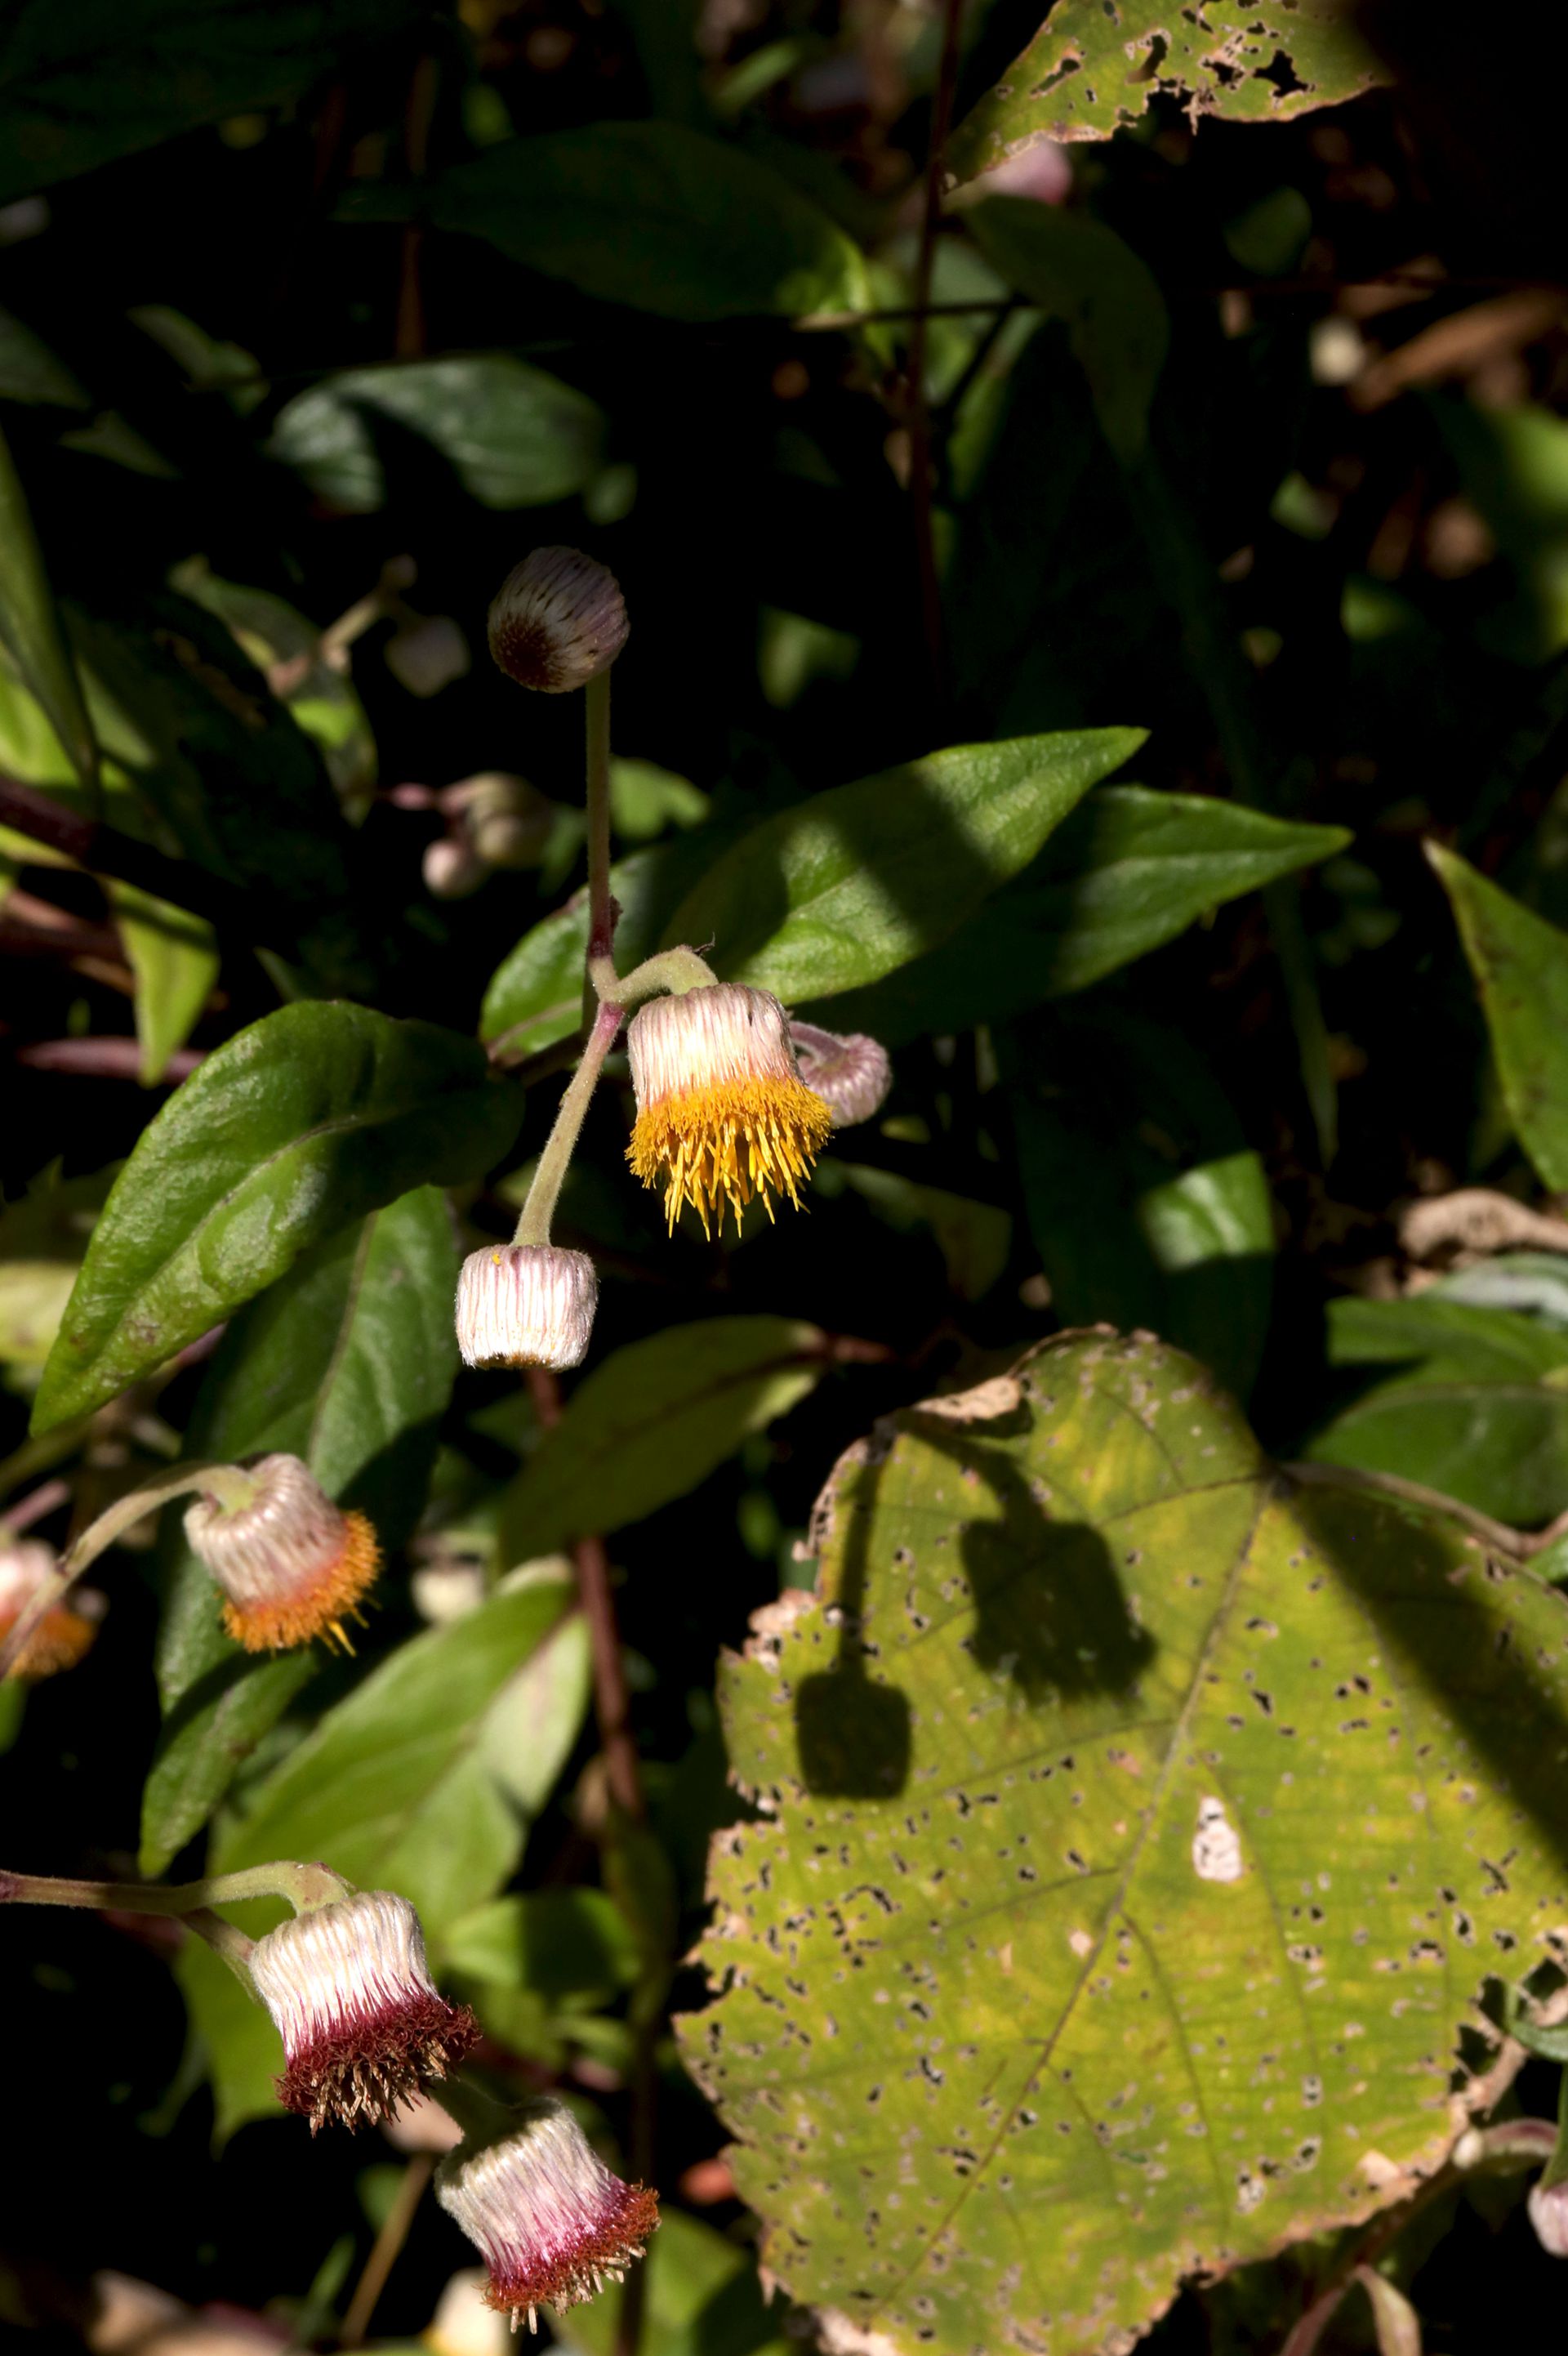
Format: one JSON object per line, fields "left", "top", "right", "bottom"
{"left": 0, "top": 1858, "right": 354, "bottom": 1918}
{"left": 586, "top": 668, "right": 614, "bottom": 978}
{"left": 611, "top": 945, "right": 718, "bottom": 1008}
{"left": 0, "top": 1458, "right": 257, "bottom": 1682}
{"left": 514, "top": 997, "right": 625, "bottom": 1249}
{"left": 432, "top": 2068, "right": 515, "bottom": 2148}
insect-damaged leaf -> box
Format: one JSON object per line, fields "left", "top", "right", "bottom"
{"left": 948, "top": 0, "right": 1391, "bottom": 185}
{"left": 679, "top": 1332, "right": 1568, "bottom": 2355}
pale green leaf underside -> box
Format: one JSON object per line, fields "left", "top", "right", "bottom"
{"left": 681, "top": 1332, "right": 1568, "bottom": 2356}
{"left": 950, "top": 0, "right": 1392, "bottom": 182}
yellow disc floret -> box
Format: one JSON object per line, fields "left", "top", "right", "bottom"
{"left": 220, "top": 1510, "right": 381, "bottom": 1654}
{"left": 624, "top": 984, "right": 833, "bottom": 1236}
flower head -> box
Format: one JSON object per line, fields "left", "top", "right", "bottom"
{"left": 436, "top": 2095, "right": 659, "bottom": 2331}
{"left": 184, "top": 1454, "right": 380, "bottom": 1653}
{"left": 0, "top": 1537, "right": 104, "bottom": 1680}
{"left": 488, "top": 549, "right": 628, "bottom": 694}
{"left": 456, "top": 1244, "right": 598, "bottom": 1371}
{"left": 626, "top": 983, "right": 832, "bottom": 1236}
{"left": 789, "top": 1022, "right": 893, "bottom": 1128}
{"left": 249, "top": 1889, "right": 478, "bottom": 2134}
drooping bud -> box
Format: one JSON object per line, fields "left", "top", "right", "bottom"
{"left": 184, "top": 1454, "right": 380, "bottom": 1653}
{"left": 0, "top": 1537, "right": 104, "bottom": 1680}
{"left": 488, "top": 548, "right": 628, "bottom": 694}
{"left": 1530, "top": 2176, "right": 1568, "bottom": 2257}
{"left": 789, "top": 1022, "right": 893, "bottom": 1127}
{"left": 248, "top": 1889, "right": 478, "bottom": 2134}
{"left": 455, "top": 1244, "right": 598, "bottom": 1371}
{"left": 626, "top": 982, "right": 832, "bottom": 1236}
{"left": 425, "top": 836, "right": 490, "bottom": 899}
{"left": 435, "top": 2095, "right": 659, "bottom": 2330}
{"left": 445, "top": 774, "right": 555, "bottom": 871}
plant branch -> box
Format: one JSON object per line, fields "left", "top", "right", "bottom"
{"left": 513, "top": 997, "right": 625, "bottom": 1249}
{"left": 0, "top": 771, "right": 243, "bottom": 930}
{"left": 1285, "top": 1458, "right": 1568, "bottom": 1561}
{"left": 341, "top": 2150, "right": 435, "bottom": 2345}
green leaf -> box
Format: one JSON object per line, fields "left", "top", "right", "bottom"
{"left": 443, "top": 1889, "right": 641, "bottom": 2006}
{"left": 0, "top": 0, "right": 426, "bottom": 206}
{"left": 0, "top": 1162, "right": 112, "bottom": 1374}
{"left": 1013, "top": 1006, "right": 1275, "bottom": 1398}
{"left": 106, "top": 881, "right": 218, "bottom": 1085}
{"left": 0, "top": 419, "right": 95, "bottom": 786}
{"left": 555, "top": 2207, "right": 789, "bottom": 2356}
{"left": 268, "top": 357, "right": 605, "bottom": 515}
{"left": 820, "top": 1164, "right": 1012, "bottom": 1302}
{"left": 178, "top": 1574, "right": 588, "bottom": 2137}
{"left": 948, "top": 0, "right": 1391, "bottom": 182}
{"left": 966, "top": 202, "right": 1169, "bottom": 462}
{"left": 499, "top": 1317, "right": 826, "bottom": 1561}
{"left": 400, "top": 123, "right": 870, "bottom": 323}
{"left": 816, "top": 788, "right": 1350, "bottom": 1044}
{"left": 1428, "top": 843, "right": 1568, "bottom": 1189}
{"left": 0, "top": 306, "right": 89, "bottom": 408}
{"left": 32, "top": 1002, "right": 519, "bottom": 1432}
{"left": 681, "top": 1331, "right": 1568, "bottom": 2354}
{"left": 1303, "top": 1296, "right": 1568, "bottom": 1526}
{"left": 138, "top": 1185, "right": 461, "bottom": 1876}
{"left": 662, "top": 731, "right": 1143, "bottom": 1005}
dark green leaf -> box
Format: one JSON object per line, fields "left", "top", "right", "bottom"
{"left": 402, "top": 123, "right": 870, "bottom": 323}
{"left": 556, "top": 2207, "right": 790, "bottom": 2356}
{"left": 0, "top": 306, "right": 89, "bottom": 408}
{"left": 1428, "top": 843, "right": 1568, "bottom": 1189}
{"left": 0, "top": 0, "right": 425, "bottom": 206}
{"left": 0, "top": 419, "right": 95, "bottom": 784}
{"left": 32, "top": 1002, "right": 519, "bottom": 1431}
{"left": 443, "top": 1889, "right": 641, "bottom": 2006}
{"left": 268, "top": 357, "right": 605, "bottom": 515}
{"left": 499, "top": 1317, "right": 826, "bottom": 1560}
{"left": 684, "top": 1331, "right": 1568, "bottom": 2352}
{"left": 1303, "top": 1295, "right": 1568, "bottom": 1525}
{"left": 138, "top": 1185, "right": 461, "bottom": 1876}
{"left": 948, "top": 0, "right": 1391, "bottom": 182}
{"left": 106, "top": 881, "right": 218, "bottom": 1086}
{"left": 966, "top": 201, "right": 1169, "bottom": 462}
{"left": 178, "top": 1573, "right": 587, "bottom": 2135}
{"left": 1013, "top": 1005, "right": 1275, "bottom": 1398}
{"left": 816, "top": 788, "right": 1350, "bottom": 1044}
{"left": 662, "top": 731, "right": 1143, "bottom": 1004}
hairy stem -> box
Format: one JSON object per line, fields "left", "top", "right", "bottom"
{"left": 0, "top": 1859, "right": 351, "bottom": 1918}
{"left": 513, "top": 997, "right": 625, "bottom": 1249}
{"left": 611, "top": 945, "right": 718, "bottom": 1008}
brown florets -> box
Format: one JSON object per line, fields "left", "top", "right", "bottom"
{"left": 249, "top": 1890, "right": 478, "bottom": 2135}
{"left": 0, "top": 1537, "right": 105, "bottom": 1681}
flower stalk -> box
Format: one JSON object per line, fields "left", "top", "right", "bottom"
{"left": 514, "top": 996, "right": 626, "bottom": 1250}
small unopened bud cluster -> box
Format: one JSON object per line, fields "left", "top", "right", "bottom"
{"left": 424, "top": 774, "right": 556, "bottom": 900}
{"left": 489, "top": 548, "right": 628, "bottom": 694}
{"left": 456, "top": 1245, "right": 598, "bottom": 1371}
{"left": 249, "top": 1890, "right": 478, "bottom": 2134}
{"left": 185, "top": 1454, "right": 380, "bottom": 1653}
{"left": 437, "top": 2095, "right": 659, "bottom": 2330}
{"left": 0, "top": 1537, "right": 104, "bottom": 1680}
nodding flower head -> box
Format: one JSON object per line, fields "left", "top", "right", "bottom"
{"left": 0, "top": 1537, "right": 104, "bottom": 1680}
{"left": 455, "top": 1244, "right": 598, "bottom": 1372}
{"left": 789, "top": 1023, "right": 893, "bottom": 1129}
{"left": 436, "top": 2095, "right": 659, "bottom": 2331}
{"left": 249, "top": 1889, "right": 478, "bottom": 2135}
{"left": 488, "top": 548, "right": 628, "bottom": 694}
{"left": 626, "top": 983, "right": 832, "bottom": 1237}
{"left": 184, "top": 1455, "right": 380, "bottom": 1654}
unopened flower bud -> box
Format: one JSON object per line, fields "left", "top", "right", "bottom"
{"left": 789, "top": 1022, "right": 893, "bottom": 1127}
{"left": 425, "top": 836, "right": 489, "bottom": 899}
{"left": 447, "top": 774, "right": 555, "bottom": 871}
{"left": 1530, "top": 2175, "right": 1568, "bottom": 2257}
{"left": 385, "top": 614, "right": 471, "bottom": 698}
{"left": 184, "top": 1454, "right": 380, "bottom": 1653}
{"left": 455, "top": 1244, "right": 597, "bottom": 1371}
{"left": 488, "top": 548, "right": 627, "bottom": 694}
{"left": 0, "top": 1537, "right": 104, "bottom": 1680}
{"left": 435, "top": 2095, "right": 659, "bottom": 2329}
{"left": 249, "top": 1889, "right": 478, "bottom": 2134}
{"left": 626, "top": 982, "right": 832, "bottom": 1236}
